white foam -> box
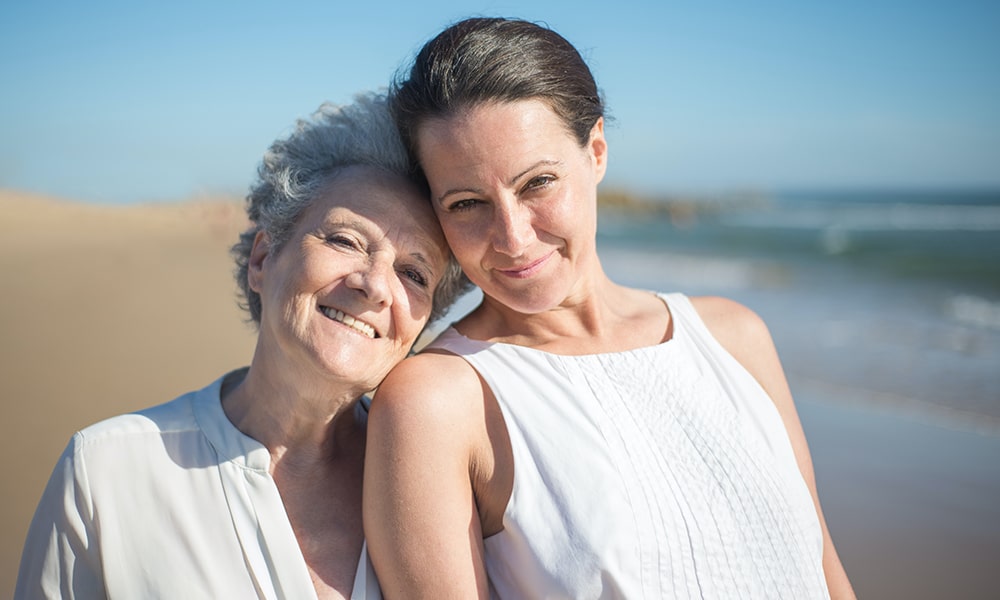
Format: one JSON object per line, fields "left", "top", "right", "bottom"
{"left": 946, "top": 294, "right": 1000, "bottom": 330}
{"left": 725, "top": 203, "right": 1000, "bottom": 232}
{"left": 599, "top": 247, "right": 764, "bottom": 291}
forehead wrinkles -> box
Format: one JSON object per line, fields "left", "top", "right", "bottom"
{"left": 371, "top": 215, "right": 448, "bottom": 276}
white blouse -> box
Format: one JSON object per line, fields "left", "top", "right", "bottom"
{"left": 15, "top": 372, "right": 380, "bottom": 599}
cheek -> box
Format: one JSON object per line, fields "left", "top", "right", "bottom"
{"left": 439, "top": 220, "right": 482, "bottom": 261}
{"left": 553, "top": 185, "right": 595, "bottom": 230}
{"left": 392, "top": 305, "right": 428, "bottom": 347}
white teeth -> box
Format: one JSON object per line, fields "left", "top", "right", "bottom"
{"left": 322, "top": 307, "right": 376, "bottom": 338}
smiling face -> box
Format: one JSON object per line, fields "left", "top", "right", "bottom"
{"left": 416, "top": 99, "right": 607, "bottom": 316}
{"left": 249, "top": 165, "right": 448, "bottom": 393}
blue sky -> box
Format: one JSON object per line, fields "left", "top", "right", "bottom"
{"left": 2, "top": 0, "right": 998, "bottom": 203}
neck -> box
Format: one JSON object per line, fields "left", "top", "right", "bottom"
{"left": 221, "top": 361, "right": 367, "bottom": 470}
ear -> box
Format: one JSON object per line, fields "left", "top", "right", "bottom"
{"left": 247, "top": 229, "right": 271, "bottom": 294}
{"left": 587, "top": 117, "right": 608, "bottom": 184}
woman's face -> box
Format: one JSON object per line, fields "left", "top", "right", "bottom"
{"left": 416, "top": 99, "right": 607, "bottom": 315}
{"left": 250, "top": 165, "right": 448, "bottom": 391}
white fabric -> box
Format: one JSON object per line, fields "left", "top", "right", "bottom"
{"left": 15, "top": 372, "right": 381, "bottom": 600}
{"left": 428, "top": 293, "right": 830, "bottom": 599}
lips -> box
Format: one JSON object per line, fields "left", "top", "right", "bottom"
{"left": 319, "top": 306, "right": 377, "bottom": 338}
{"left": 497, "top": 251, "right": 554, "bottom": 279}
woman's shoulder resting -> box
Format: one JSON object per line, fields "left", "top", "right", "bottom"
{"left": 370, "top": 350, "right": 486, "bottom": 430}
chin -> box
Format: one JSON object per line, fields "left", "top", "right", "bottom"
{"left": 315, "top": 352, "right": 384, "bottom": 386}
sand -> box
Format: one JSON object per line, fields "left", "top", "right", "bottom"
{"left": 796, "top": 386, "right": 1000, "bottom": 599}
{"left": 1, "top": 190, "right": 257, "bottom": 593}
{"left": 2, "top": 190, "right": 998, "bottom": 598}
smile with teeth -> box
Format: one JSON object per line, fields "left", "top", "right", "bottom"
{"left": 320, "top": 307, "right": 377, "bottom": 338}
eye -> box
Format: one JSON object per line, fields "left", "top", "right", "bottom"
{"left": 399, "top": 266, "right": 429, "bottom": 287}
{"left": 446, "top": 198, "right": 481, "bottom": 212}
{"left": 524, "top": 174, "right": 555, "bottom": 191}
{"left": 325, "top": 233, "right": 361, "bottom": 250}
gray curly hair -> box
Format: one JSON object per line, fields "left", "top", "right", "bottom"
{"left": 232, "top": 91, "right": 470, "bottom": 325}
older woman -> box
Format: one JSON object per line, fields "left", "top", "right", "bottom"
{"left": 15, "top": 92, "right": 467, "bottom": 599}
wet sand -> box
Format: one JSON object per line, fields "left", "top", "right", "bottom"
{"left": 2, "top": 190, "right": 998, "bottom": 598}
{"left": 797, "top": 384, "right": 1000, "bottom": 599}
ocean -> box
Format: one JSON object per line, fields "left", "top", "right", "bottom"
{"left": 596, "top": 189, "right": 1000, "bottom": 431}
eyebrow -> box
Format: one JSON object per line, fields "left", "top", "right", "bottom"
{"left": 408, "top": 250, "right": 438, "bottom": 275}
{"left": 322, "top": 217, "right": 368, "bottom": 231}
{"left": 322, "top": 218, "right": 439, "bottom": 272}
{"left": 435, "top": 159, "right": 563, "bottom": 204}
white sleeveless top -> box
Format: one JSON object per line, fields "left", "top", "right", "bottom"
{"left": 427, "top": 293, "right": 829, "bottom": 599}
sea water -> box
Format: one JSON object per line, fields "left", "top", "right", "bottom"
{"left": 596, "top": 189, "right": 1000, "bottom": 432}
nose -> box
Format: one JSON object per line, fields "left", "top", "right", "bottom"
{"left": 347, "top": 256, "right": 392, "bottom": 306}
{"left": 491, "top": 198, "right": 535, "bottom": 257}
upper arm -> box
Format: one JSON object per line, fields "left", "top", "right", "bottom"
{"left": 16, "top": 436, "right": 105, "bottom": 599}
{"left": 363, "top": 354, "right": 490, "bottom": 599}
{"left": 692, "top": 296, "right": 856, "bottom": 599}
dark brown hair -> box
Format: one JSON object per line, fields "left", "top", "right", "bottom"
{"left": 391, "top": 17, "right": 605, "bottom": 155}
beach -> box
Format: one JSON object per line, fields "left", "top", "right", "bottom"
{"left": 0, "top": 190, "right": 258, "bottom": 593}
{"left": 3, "top": 189, "right": 999, "bottom": 598}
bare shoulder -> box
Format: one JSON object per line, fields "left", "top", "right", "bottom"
{"left": 370, "top": 351, "right": 485, "bottom": 434}
{"left": 687, "top": 295, "right": 791, "bottom": 406}
{"left": 688, "top": 295, "right": 773, "bottom": 355}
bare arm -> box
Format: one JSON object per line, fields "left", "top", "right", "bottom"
{"left": 363, "top": 354, "right": 490, "bottom": 599}
{"left": 693, "top": 296, "right": 856, "bottom": 600}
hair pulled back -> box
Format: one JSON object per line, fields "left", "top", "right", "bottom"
{"left": 391, "top": 17, "right": 605, "bottom": 155}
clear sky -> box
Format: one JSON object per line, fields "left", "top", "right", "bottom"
{"left": 2, "top": 0, "right": 998, "bottom": 203}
